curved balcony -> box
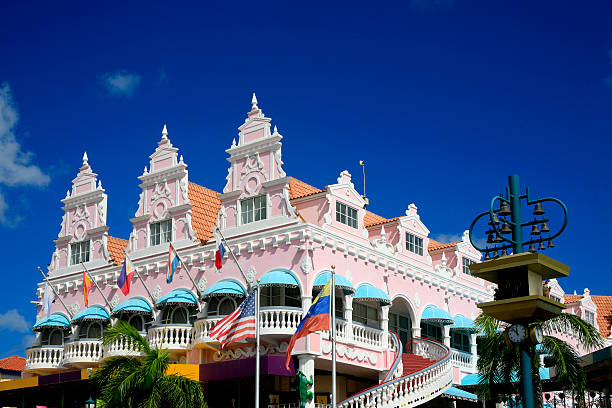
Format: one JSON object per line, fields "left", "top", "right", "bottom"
{"left": 450, "top": 349, "right": 475, "bottom": 371}
{"left": 25, "top": 345, "right": 65, "bottom": 374}
{"left": 193, "top": 317, "right": 222, "bottom": 347}
{"left": 148, "top": 324, "right": 193, "bottom": 351}
{"left": 63, "top": 339, "right": 103, "bottom": 368}
{"left": 103, "top": 335, "right": 147, "bottom": 359}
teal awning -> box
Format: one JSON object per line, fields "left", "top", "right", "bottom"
{"left": 443, "top": 386, "right": 478, "bottom": 401}
{"left": 461, "top": 368, "right": 551, "bottom": 386}
{"left": 421, "top": 305, "right": 454, "bottom": 325}
{"left": 354, "top": 283, "right": 391, "bottom": 306}
{"left": 255, "top": 269, "right": 300, "bottom": 287}
{"left": 72, "top": 305, "right": 110, "bottom": 323}
{"left": 451, "top": 315, "right": 477, "bottom": 332}
{"left": 33, "top": 313, "right": 71, "bottom": 332}
{"left": 313, "top": 271, "right": 355, "bottom": 295}
{"left": 202, "top": 280, "right": 246, "bottom": 297}
{"left": 155, "top": 288, "right": 198, "bottom": 308}
{"left": 112, "top": 297, "right": 153, "bottom": 316}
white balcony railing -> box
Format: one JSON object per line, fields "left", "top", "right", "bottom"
{"left": 63, "top": 339, "right": 103, "bottom": 367}
{"left": 351, "top": 322, "right": 384, "bottom": 348}
{"left": 260, "top": 307, "right": 303, "bottom": 336}
{"left": 148, "top": 325, "right": 193, "bottom": 351}
{"left": 193, "top": 317, "right": 223, "bottom": 345}
{"left": 25, "top": 345, "right": 64, "bottom": 372}
{"left": 450, "top": 349, "right": 474, "bottom": 370}
{"left": 104, "top": 335, "right": 147, "bottom": 358}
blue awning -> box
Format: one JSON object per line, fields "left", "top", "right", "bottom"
{"left": 313, "top": 271, "right": 355, "bottom": 295}
{"left": 451, "top": 315, "right": 477, "bottom": 332}
{"left": 421, "top": 305, "right": 454, "bottom": 325}
{"left": 461, "top": 368, "right": 551, "bottom": 386}
{"left": 155, "top": 288, "right": 198, "bottom": 308}
{"left": 255, "top": 269, "right": 300, "bottom": 287}
{"left": 443, "top": 386, "right": 478, "bottom": 401}
{"left": 33, "top": 313, "right": 71, "bottom": 332}
{"left": 354, "top": 283, "right": 391, "bottom": 306}
{"left": 203, "top": 280, "right": 246, "bottom": 297}
{"left": 72, "top": 305, "right": 110, "bottom": 323}
{"left": 112, "top": 297, "right": 153, "bottom": 316}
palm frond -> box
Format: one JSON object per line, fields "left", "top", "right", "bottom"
{"left": 158, "top": 375, "right": 206, "bottom": 408}
{"left": 101, "top": 320, "right": 151, "bottom": 353}
{"left": 541, "top": 336, "right": 586, "bottom": 393}
{"left": 542, "top": 313, "right": 605, "bottom": 351}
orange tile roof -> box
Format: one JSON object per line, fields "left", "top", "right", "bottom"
{"left": 288, "top": 177, "right": 323, "bottom": 199}
{"left": 363, "top": 211, "right": 388, "bottom": 227}
{"left": 428, "top": 239, "right": 461, "bottom": 251}
{"left": 564, "top": 294, "right": 583, "bottom": 303}
{"left": 107, "top": 236, "right": 128, "bottom": 265}
{"left": 0, "top": 356, "right": 25, "bottom": 372}
{"left": 188, "top": 182, "right": 222, "bottom": 244}
{"left": 562, "top": 294, "right": 612, "bottom": 338}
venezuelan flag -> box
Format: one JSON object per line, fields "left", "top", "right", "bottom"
{"left": 285, "top": 280, "right": 331, "bottom": 370}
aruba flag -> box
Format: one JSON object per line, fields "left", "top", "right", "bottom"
{"left": 285, "top": 279, "right": 332, "bottom": 370}
{"left": 83, "top": 272, "right": 94, "bottom": 307}
{"left": 118, "top": 256, "right": 135, "bottom": 296}
{"left": 168, "top": 244, "right": 180, "bottom": 284}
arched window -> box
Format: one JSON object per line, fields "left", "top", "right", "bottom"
{"left": 207, "top": 296, "right": 239, "bottom": 317}
{"left": 420, "top": 322, "right": 443, "bottom": 342}
{"left": 451, "top": 330, "right": 470, "bottom": 352}
{"left": 128, "top": 315, "right": 144, "bottom": 332}
{"left": 171, "top": 307, "right": 189, "bottom": 324}
{"left": 312, "top": 288, "right": 343, "bottom": 318}
{"left": 353, "top": 302, "right": 380, "bottom": 328}
{"left": 42, "top": 329, "right": 65, "bottom": 346}
{"left": 78, "top": 321, "right": 105, "bottom": 339}
{"left": 260, "top": 287, "right": 301, "bottom": 308}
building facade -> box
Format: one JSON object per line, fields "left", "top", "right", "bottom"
{"left": 22, "top": 95, "right": 611, "bottom": 408}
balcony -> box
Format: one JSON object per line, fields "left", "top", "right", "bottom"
{"left": 25, "top": 345, "right": 65, "bottom": 374}
{"left": 148, "top": 324, "right": 193, "bottom": 352}
{"left": 193, "top": 317, "right": 222, "bottom": 346}
{"left": 63, "top": 339, "right": 104, "bottom": 368}
{"left": 450, "top": 349, "right": 475, "bottom": 371}
{"left": 103, "top": 335, "right": 147, "bottom": 359}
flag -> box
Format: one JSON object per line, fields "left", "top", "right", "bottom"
{"left": 285, "top": 280, "right": 332, "bottom": 370}
{"left": 168, "top": 244, "right": 180, "bottom": 284}
{"left": 215, "top": 238, "right": 226, "bottom": 270}
{"left": 118, "top": 256, "right": 135, "bottom": 296}
{"left": 42, "top": 282, "right": 55, "bottom": 317}
{"left": 83, "top": 272, "right": 94, "bottom": 307}
{"left": 209, "top": 290, "right": 256, "bottom": 348}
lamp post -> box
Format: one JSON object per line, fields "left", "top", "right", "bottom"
{"left": 468, "top": 175, "right": 569, "bottom": 408}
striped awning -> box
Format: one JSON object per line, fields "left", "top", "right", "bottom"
{"left": 255, "top": 269, "right": 300, "bottom": 287}
{"left": 71, "top": 305, "right": 110, "bottom": 323}
{"left": 421, "top": 305, "right": 454, "bottom": 325}
{"left": 312, "top": 271, "right": 355, "bottom": 295}
{"left": 354, "top": 283, "right": 391, "bottom": 306}
{"left": 112, "top": 297, "right": 153, "bottom": 316}
{"left": 202, "top": 280, "right": 247, "bottom": 298}
{"left": 155, "top": 288, "right": 198, "bottom": 308}
{"left": 33, "top": 313, "right": 71, "bottom": 332}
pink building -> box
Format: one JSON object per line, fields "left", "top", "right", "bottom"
{"left": 22, "top": 95, "right": 611, "bottom": 408}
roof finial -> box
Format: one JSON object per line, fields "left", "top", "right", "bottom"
{"left": 162, "top": 124, "right": 168, "bottom": 139}
{"left": 251, "top": 92, "right": 258, "bottom": 109}
{"left": 273, "top": 125, "right": 278, "bottom": 134}
{"left": 82, "top": 152, "right": 88, "bottom": 165}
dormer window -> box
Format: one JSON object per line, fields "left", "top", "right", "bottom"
{"left": 336, "top": 202, "right": 358, "bottom": 229}
{"left": 585, "top": 310, "right": 595, "bottom": 325}
{"left": 550, "top": 295, "right": 561, "bottom": 303}
{"left": 241, "top": 195, "right": 267, "bottom": 224}
{"left": 70, "top": 240, "right": 90, "bottom": 265}
{"left": 150, "top": 220, "right": 172, "bottom": 246}
{"left": 405, "top": 233, "right": 423, "bottom": 256}
{"left": 462, "top": 257, "right": 476, "bottom": 275}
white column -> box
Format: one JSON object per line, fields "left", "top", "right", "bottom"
{"left": 298, "top": 354, "right": 316, "bottom": 408}
{"left": 380, "top": 305, "right": 390, "bottom": 348}
{"left": 412, "top": 326, "right": 422, "bottom": 338}
{"left": 470, "top": 333, "right": 478, "bottom": 372}
{"left": 443, "top": 325, "right": 451, "bottom": 348}
{"left": 344, "top": 295, "right": 353, "bottom": 343}
{"left": 302, "top": 295, "right": 312, "bottom": 313}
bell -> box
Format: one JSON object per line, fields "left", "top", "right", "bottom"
{"left": 501, "top": 222, "right": 512, "bottom": 234}
{"left": 488, "top": 213, "right": 499, "bottom": 225}
{"left": 487, "top": 234, "right": 495, "bottom": 244}
{"left": 547, "top": 239, "right": 555, "bottom": 248}
{"left": 501, "top": 249, "right": 508, "bottom": 257}
{"left": 529, "top": 243, "right": 536, "bottom": 252}
{"left": 492, "top": 250, "right": 499, "bottom": 258}
{"left": 499, "top": 201, "right": 511, "bottom": 216}
{"left": 538, "top": 241, "right": 546, "bottom": 251}
{"left": 530, "top": 223, "right": 540, "bottom": 235}
{"left": 484, "top": 251, "right": 491, "bottom": 261}
{"left": 494, "top": 235, "right": 504, "bottom": 243}
{"left": 540, "top": 223, "right": 550, "bottom": 233}
{"left": 533, "top": 202, "right": 545, "bottom": 215}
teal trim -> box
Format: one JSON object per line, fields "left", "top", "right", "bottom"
{"left": 312, "top": 271, "right": 355, "bottom": 294}
{"left": 354, "top": 283, "right": 391, "bottom": 306}
{"left": 461, "top": 368, "right": 550, "bottom": 386}
{"left": 155, "top": 288, "right": 198, "bottom": 308}
{"left": 202, "top": 280, "right": 246, "bottom": 297}
{"left": 71, "top": 305, "right": 110, "bottom": 323}
{"left": 254, "top": 268, "right": 300, "bottom": 287}
{"left": 451, "top": 314, "right": 477, "bottom": 332}
{"left": 444, "top": 386, "right": 478, "bottom": 401}
{"left": 33, "top": 313, "right": 71, "bottom": 331}
{"left": 112, "top": 297, "right": 153, "bottom": 316}
{"left": 421, "top": 305, "right": 454, "bottom": 325}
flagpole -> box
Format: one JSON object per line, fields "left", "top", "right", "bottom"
{"left": 215, "top": 227, "right": 251, "bottom": 291}
{"left": 171, "top": 243, "right": 202, "bottom": 298}
{"left": 81, "top": 263, "right": 113, "bottom": 311}
{"left": 37, "top": 267, "right": 73, "bottom": 318}
{"left": 125, "top": 253, "right": 156, "bottom": 303}
{"left": 331, "top": 265, "right": 336, "bottom": 408}
{"left": 255, "top": 281, "right": 260, "bottom": 408}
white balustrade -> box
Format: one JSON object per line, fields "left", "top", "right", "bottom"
{"left": 148, "top": 325, "right": 193, "bottom": 350}
{"left": 320, "top": 319, "right": 349, "bottom": 342}
{"left": 104, "top": 336, "right": 146, "bottom": 358}
{"left": 413, "top": 337, "right": 448, "bottom": 361}
{"left": 450, "top": 349, "right": 474, "bottom": 370}
{"left": 25, "top": 346, "right": 64, "bottom": 372}
{"left": 351, "top": 323, "right": 383, "bottom": 348}
{"left": 63, "top": 339, "right": 103, "bottom": 366}
{"left": 260, "top": 308, "right": 304, "bottom": 336}
{"left": 193, "top": 317, "right": 222, "bottom": 345}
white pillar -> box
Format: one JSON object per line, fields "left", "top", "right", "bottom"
{"left": 302, "top": 295, "right": 312, "bottom": 313}
{"left": 298, "top": 354, "right": 316, "bottom": 408}
{"left": 443, "top": 325, "right": 451, "bottom": 348}
{"left": 470, "top": 333, "right": 478, "bottom": 372}
{"left": 381, "top": 305, "right": 390, "bottom": 348}
{"left": 344, "top": 295, "right": 353, "bottom": 343}
{"left": 412, "top": 326, "right": 421, "bottom": 338}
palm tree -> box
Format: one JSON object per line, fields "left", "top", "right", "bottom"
{"left": 475, "top": 312, "right": 604, "bottom": 408}
{"left": 90, "top": 321, "right": 207, "bottom": 408}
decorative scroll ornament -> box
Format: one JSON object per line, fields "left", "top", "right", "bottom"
{"left": 321, "top": 341, "right": 378, "bottom": 365}
{"left": 151, "top": 181, "right": 174, "bottom": 205}
{"left": 212, "top": 342, "right": 289, "bottom": 361}
{"left": 73, "top": 204, "right": 90, "bottom": 224}
{"left": 434, "top": 252, "right": 453, "bottom": 276}
{"left": 301, "top": 254, "right": 313, "bottom": 275}
{"left": 69, "top": 303, "right": 80, "bottom": 315}
{"left": 179, "top": 177, "right": 190, "bottom": 204}
{"left": 373, "top": 226, "right": 395, "bottom": 255}
{"left": 414, "top": 292, "right": 421, "bottom": 307}
{"left": 97, "top": 201, "right": 107, "bottom": 225}
{"left": 246, "top": 266, "right": 256, "bottom": 284}
{"left": 197, "top": 276, "right": 208, "bottom": 292}
{"left": 274, "top": 148, "right": 286, "bottom": 178}
{"left": 111, "top": 294, "right": 119, "bottom": 308}
{"left": 152, "top": 285, "right": 162, "bottom": 301}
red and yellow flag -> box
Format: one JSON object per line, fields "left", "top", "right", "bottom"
{"left": 83, "top": 272, "right": 94, "bottom": 307}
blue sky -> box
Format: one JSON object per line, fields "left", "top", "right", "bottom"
{"left": 1, "top": 1, "right": 611, "bottom": 356}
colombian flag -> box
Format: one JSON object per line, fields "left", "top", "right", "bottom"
{"left": 285, "top": 280, "right": 332, "bottom": 370}
{"left": 83, "top": 272, "right": 94, "bottom": 307}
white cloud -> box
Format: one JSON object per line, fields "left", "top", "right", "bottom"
{"left": 431, "top": 233, "right": 462, "bottom": 243}
{"left": 20, "top": 334, "right": 35, "bottom": 348}
{"left": 0, "top": 83, "right": 51, "bottom": 225}
{"left": 0, "top": 309, "right": 30, "bottom": 333}
{"left": 98, "top": 71, "right": 142, "bottom": 97}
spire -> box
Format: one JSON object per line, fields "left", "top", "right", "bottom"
{"left": 161, "top": 124, "right": 168, "bottom": 140}
{"left": 251, "top": 92, "right": 258, "bottom": 110}
{"left": 82, "top": 152, "right": 88, "bottom": 165}
{"left": 273, "top": 125, "right": 278, "bottom": 134}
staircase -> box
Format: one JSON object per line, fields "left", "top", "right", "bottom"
{"left": 337, "top": 333, "right": 452, "bottom": 408}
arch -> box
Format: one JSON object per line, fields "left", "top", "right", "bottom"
{"left": 390, "top": 294, "right": 418, "bottom": 327}
{"left": 207, "top": 296, "right": 238, "bottom": 317}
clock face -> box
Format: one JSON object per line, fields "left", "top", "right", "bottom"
{"left": 533, "top": 326, "right": 543, "bottom": 343}
{"left": 508, "top": 324, "right": 527, "bottom": 343}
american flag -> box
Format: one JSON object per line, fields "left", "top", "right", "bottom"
{"left": 209, "top": 290, "right": 257, "bottom": 348}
